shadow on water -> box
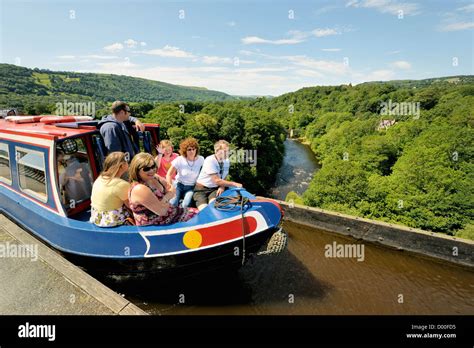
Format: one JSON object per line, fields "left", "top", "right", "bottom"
{"left": 98, "top": 249, "right": 331, "bottom": 314}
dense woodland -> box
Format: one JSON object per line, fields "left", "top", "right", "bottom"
{"left": 1, "top": 63, "right": 472, "bottom": 239}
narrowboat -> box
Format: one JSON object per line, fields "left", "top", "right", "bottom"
{"left": 0, "top": 116, "right": 285, "bottom": 276}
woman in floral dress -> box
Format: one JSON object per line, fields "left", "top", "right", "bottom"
{"left": 128, "top": 153, "right": 198, "bottom": 226}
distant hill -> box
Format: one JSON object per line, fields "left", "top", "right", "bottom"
{"left": 0, "top": 64, "right": 234, "bottom": 110}
{"left": 358, "top": 75, "right": 474, "bottom": 88}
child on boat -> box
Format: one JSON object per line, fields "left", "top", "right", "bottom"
{"left": 155, "top": 140, "right": 179, "bottom": 181}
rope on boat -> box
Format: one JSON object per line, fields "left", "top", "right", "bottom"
{"left": 214, "top": 190, "right": 250, "bottom": 266}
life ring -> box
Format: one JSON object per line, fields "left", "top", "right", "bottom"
{"left": 40, "top": 116, "right": 94, "bottom": 124}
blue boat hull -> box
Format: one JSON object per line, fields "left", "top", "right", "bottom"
{"left": 1, "top": 187, "right": 283, "bottom": 274}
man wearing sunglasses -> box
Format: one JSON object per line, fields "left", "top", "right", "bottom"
{"left": 193, "top": 140, "right": 242, "bottom": 211}
{"left": 98, "top": 100, "right": 145, "bottom": 161}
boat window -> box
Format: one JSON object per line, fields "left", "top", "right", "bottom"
{"left": 57, "top": 138, "right": 93, "bottom": 210}
{"left": 0, "top": 142, "right": 12, "bottom": 184}
{"left": 16, "top": 147, "right": 47, "bottom": 202}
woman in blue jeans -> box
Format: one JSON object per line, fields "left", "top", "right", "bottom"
{"left": 166, "top": 138, "right": 204, "bottom": 208}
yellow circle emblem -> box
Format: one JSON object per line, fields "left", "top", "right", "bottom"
{"left": 183, "top": 230, "right": 202, "bottom": 249}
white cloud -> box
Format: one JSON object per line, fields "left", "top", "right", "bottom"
{"left": 238, "top": 67, "right": 289, "bottom": 73}
{"left": 227, "top": 21, "right": 236, "bottom": 27}
{"left": 140, "top": 42, "right": 147, "bottom": 46}
{"left": 321, "top": 48, "right": 342, "bottom": 52}
{"left": 83, "top": 55, "right": 119, "bottom": 60}
{"left": 124, "top": 39, "right": 138, "bottom": 48}
{"left": 360, "top": 69, "right": 396, "bottom": 81}
{"left": 202, "top": 56, "right": 233, "bottom": 64}
{"left": 58, "top": 54, "right": 120, "bottom": 60}
{"left": 440, "top": 21, "right": 474, "bottom": 31}
{"left": 78, "top": 54, "right": 407, "bottom": 96}
{"left": 386, "top": 50, "right": 401, "bottom": 55}
{"left": 83, "top": 60, "right": 305, "bottom": 96}
{"left": 457, "top": 4, "right": 474, "bottom": 13}
{"left": 346, "top": 0, "right": 420, "bottom": 16}
{"left": 242, "top": 28, "right": 340, "bottom": 45}
{"left": 141, "top": 45, "right": 195, "bottom": 58}
{"left": 104, "top": 42, "right": 124, "bottom": 53}
{"left": 312, "top": 28, "right": 339, "bottom": 37}
{"left": 287, "top": 30, "right": 312, "bottom": 40}
{"left": 315, "top": 5, "right": 340, "bottom": 15}
{"left": 96, "top": 58, "right": 138, "bottom": 70}
{"left": 241, "top": 35, "right": 305, "bottom": 45}
{"left": 390, "top": 60, "right": 411, "bottom": 69}
{"left": 295, "top": 69, "right": 324, "bottom": 78}
{"left": 286, "top": 55, "right": 350, "bottom": 75}
{"left": 239, "top": 50, "right": 255, "bottom": 56}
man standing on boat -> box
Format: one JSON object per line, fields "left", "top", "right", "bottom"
{"left": 98, "top": 101, "right": 145, "bottom": 161}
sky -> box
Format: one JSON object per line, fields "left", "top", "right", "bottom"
{"left": 0, "top": 0, "right": 473, "bottom": 96}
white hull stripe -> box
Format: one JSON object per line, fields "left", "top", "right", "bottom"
{"left": 141, "top": 210, "right": 269, "bottom": 257}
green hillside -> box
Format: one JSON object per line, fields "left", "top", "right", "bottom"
{"left": 358, "top": 75, "right": 474, "bottom": 88}
{"left": 0, "top": 64, "right": 234, "bottom": 112}
{"left": 243, "top": 76, "right": 474, "bottom": 238}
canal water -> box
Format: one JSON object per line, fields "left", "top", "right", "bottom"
{"left": 99, "top": 139, "right": 474, "bottom": 315}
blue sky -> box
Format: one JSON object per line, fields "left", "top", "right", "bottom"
{"left": 0, "top": 0, "right": 473, "bottom": 96}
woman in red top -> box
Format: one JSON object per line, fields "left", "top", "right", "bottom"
{"left": 155, "top": 140, "right": 179, "bottom": 180}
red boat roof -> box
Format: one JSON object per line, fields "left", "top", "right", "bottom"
{"left": 0, "top": 118, "right": 98, "bottom": 140}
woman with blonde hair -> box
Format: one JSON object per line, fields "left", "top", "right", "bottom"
{"left": 90, "top": 152, "right": 131, "bottom": 227}
{"left": 166, "top": 137, "right": 204, "bottom": 208}
{"left": 128, "top": 153, "right": 198, "bottom": 226}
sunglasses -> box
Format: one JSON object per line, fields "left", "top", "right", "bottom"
{"left": 187, "top": 147, "right": 196, "bottom": 151}
{"left": 141, "top": 164, "right": 156, "bottom": 172}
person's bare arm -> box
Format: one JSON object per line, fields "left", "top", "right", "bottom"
{"left": 155, "top": 175, "right": 175, "bottom": 202}
{"left": 130, "top": 184, "right": 169, "bottom": 216}
{"left": 154, "top": 154, "right": 162, "bottom": 170}
{"left": 211, "top": 174, "right": 242, "bottom": 188}
{"left": 166, "top": 165, "right": 177, "bottom": 190}
{"left": 134, "top": 119, "right": 145, "bottom": 132}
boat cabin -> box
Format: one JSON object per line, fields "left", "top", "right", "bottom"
{"left": 0, "top": 117, "right": 160, "bottom": 220}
